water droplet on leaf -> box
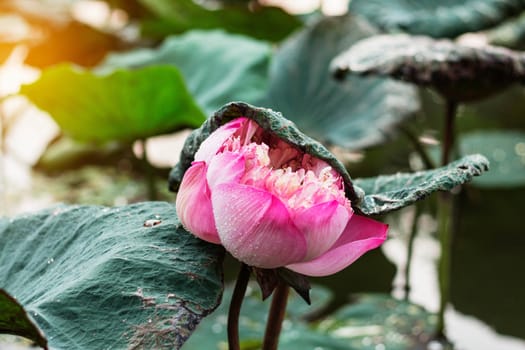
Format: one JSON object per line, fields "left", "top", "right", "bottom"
{"left": 144, "top": 219, "right": 162, "bottom": 227}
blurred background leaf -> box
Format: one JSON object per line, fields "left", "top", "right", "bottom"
{"left": 20, "top": 64, "right": 205, "bottom": 143}
{"left": 262, "top": 15, "right": 420, "bottom": 150}
{"left": 349, "top": 0, "right": 525, "bottom": 38}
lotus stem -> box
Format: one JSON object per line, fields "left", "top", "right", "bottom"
{"left": 401, "top": 126, "right": 436, "bottom": 169}
{"left": 262, "top": 281, "right": 289, "bottom": 350}
{"left": 441, "top": 101, "right": 457, "bottom": 166}
{"left": 403, "top": 203, "right": 422, "bottom": 300}
{"left": 228, "top": 263, "right": 250, "bottom": 350}
{"left": 435, "top": 99, "right": 459, "bottom": 339}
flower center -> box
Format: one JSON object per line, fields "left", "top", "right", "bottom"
{"left": 221, "top": 121, "right": 351, "bottom": 212}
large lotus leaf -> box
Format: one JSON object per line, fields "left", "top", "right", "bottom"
{"left": 354, "top": 154, "right": 490, "bottom": 215}
{"left": 0, "top": 202, "right": 224, "bottom": 349}
{"left": 0, "top": 289, "right": 47, "bottom": 349}
{"left": 460, "top": 131, "right": 525, "bottom": 187}
{"left": 103, "top": 30, "right": 272, "bottom": 115}
{"left": 168, "top": 102, "right": 362, "bottom": 205}
{"left": 331, "top": 34, "right": 525, "bottom": 102}
{"left": 348, "top": 0, "right": 525, "bottom": 38}
{"left": 137, "top": 0, "right": 301, "bottom": 42}
{"left": 262, "top": 15, "right": 419, "bottom": 150}
{"left": 317, "top": 294, "right": 437, "bottom": 350}
{"left": 20, "top": 64, "right": 205, "bottom": 143}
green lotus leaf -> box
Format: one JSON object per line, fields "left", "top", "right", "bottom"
{"left": 332, "top": 34, "right": 525, "bottom": 102}
{"left": 20, "top": 64, "right": 205, "bottom": 143}
{"left": 354, "top": 154, "right": 490, "bottom": 215}
{"left": 103, "top": 30, "right": 272, "bottom": 115}
{"left": 137, "top": 0, "right": 301, "bottom": 42}
{"left": 0, "top": 202, "right": 224, "bottom": 349}
{"left": 349, "top": 0, "right": 525, "bottom": 38}
{"left": 262, "top": 15, "right": 419, "bottom": 149}
{"left": 0, "top": 289, "right": 47, "bottom": 349}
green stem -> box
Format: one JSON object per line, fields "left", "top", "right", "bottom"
{"left": 441, "top": 101, "right": 457, "bottom": 166}
{"left": 401, "top": 126, "right": 436, "bottom": 169}
{"left": 436, "top": 192, "right": 452, "bottom": 338}
{"left": 262, "top": 281, "right": 289, "bottom": 350}
{"left": 140, "top": 139, "right": 157, "bottom": 201}
{"left": 228, "top": 264, "right": 250, "bottom": 350}
{"left": 435, "top": 99, "right": 459, "bottom": 338}
{"left": 403, "top": 203, "right": 422, "bottom": 300}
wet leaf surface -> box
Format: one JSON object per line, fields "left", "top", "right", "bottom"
{"left": 0, "top": 202, "right": 224, "bottom": 349}
{"left": 354, "top": 154, "right": 490, "bottom": 215}
{"left": 332, "top": 34, "right": 525, "bottom": 102}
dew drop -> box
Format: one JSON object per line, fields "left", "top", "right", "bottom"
{"left": 147, "top": 318, "right": 152, "bottom": 323}
{"left": 144, "top": 219, "right": 162, "bottom": 227}
{"left": 211, "top": 323, "right": 222, "bottom": 334}
{"left": 375, "top": 344, "right": 386, "bottom": 350}
{"left": 515, "top": 142, "right": 525, "bottom": 156}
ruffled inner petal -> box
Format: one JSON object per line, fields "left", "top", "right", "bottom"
{"left": 194, "top": 117, "right": 247, "bottom": 162}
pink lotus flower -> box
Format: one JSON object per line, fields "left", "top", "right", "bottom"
{"left": 176, "top": 117, "right": 387, "bottom": 277}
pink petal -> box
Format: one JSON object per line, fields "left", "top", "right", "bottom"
{"left": 287, "top": 215, "right": 388, "bottom": 277}
{"left": 206, "top": 151, "right": 245, "bottom": 190}
{"left": 212, "top": 183, "right": 307, "bottom": 268}
{"left": 175, "top": 161, "right": 220, "bottom": 244}
{"left": 293, "top": 201, "right": 351, "bottom": 261}
{"left": 194, "top": 118, "right": 248, "bottom": 162}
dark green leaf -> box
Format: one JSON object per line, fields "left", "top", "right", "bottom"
{"left": 137, "top": 0, "right": 301, "bottom": 42}
{"left": 354, "top": 154, "right": 490, "bottom": 215}
{"left": 349, "top": 0, "right": 525, "bottom": 38}
{"left": 35, "top": 137, "right": 128, "bottom": 173}
{"left": 262, "top": 15, "right": 419, "bottom": 149}
{"left": 460, "top": 131, "right": 525, "bottom": 187}
{"left": 331, "top": 34, "right": 525, "bottom": 102}
{"left": 20, "top": 64, "right": 205, "bottom": 143}
{"left": 317, "top": 294, "right": 437, "bottom": 350}
{"left": 0, "top": 289, "right": 47, "bottom": 349}
{"left": 103, "top": 30, "right": 272, "bottom": 115}
{"left": 0, "top": 202, "right": 224, "bottom": 350}
{"left": 168, "top": 102, "right": 362, "bottom": 206}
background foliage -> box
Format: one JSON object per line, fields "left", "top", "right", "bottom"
{"left": 1, "top": 0, "right": 524, "bottom": 349}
